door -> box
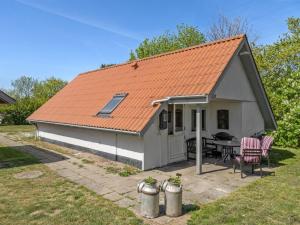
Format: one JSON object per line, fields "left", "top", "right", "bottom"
{"left": 167, "top": 104, "right": 186, "bottom": 163}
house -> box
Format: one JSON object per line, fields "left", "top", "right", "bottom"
{"left": 0, "top": 90, "right": 16, "bottom": 104}
{"left": 27, "top": 35, "right": 276, "bottom": 171}
{"left": 0, "top": 90, "right": 16, "bottom": 123}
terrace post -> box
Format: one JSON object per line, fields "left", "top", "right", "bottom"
{"left": 196, "top": 106, "right": 202, "bottom": 174}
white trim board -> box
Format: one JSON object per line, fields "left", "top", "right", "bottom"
{"left": 38, "top": 131, "right": 144, "bottom": 161}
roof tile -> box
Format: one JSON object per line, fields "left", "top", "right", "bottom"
{"left": 28, "top": 35, "right": 245, "bottom": 133}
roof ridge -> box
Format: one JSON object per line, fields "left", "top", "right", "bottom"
{"left": 79, "top": 34, "right": 245, "bottom": 76}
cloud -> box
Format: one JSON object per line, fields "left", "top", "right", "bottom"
{"left": 15, "top": 0, "right": 142, "bottom": 41}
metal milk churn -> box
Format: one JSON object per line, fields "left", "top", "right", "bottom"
{"left": 161, "top": 180, "right": 182, "bottom": 217}
{"left": 137, "top": 180, "right": 160, "bottom": 218}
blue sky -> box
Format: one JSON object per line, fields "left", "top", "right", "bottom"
{"left": 0, "top": 0, "right": 299, "bottom": 89}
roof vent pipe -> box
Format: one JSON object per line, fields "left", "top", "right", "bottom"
{"left": 132, "top": 62, "right": 138, "bottom": 69}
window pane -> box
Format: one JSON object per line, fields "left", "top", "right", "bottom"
{"left": 202, "top": 110, "right": 206, "bottom": 131}
{"left": 98, "top": 93, "right": 127, "bottom": 116}
{"left": 191, "top": 110, "right": 196, "bottom": 131}
{"left": 100, "top": 97, "right": 123, "bottom": 113}
{"left": 192, "top": 109, "right": 206, "bottom": 131}
{"left": 217, "top": 110, "right": 229, "bottom": 129}
{"left": 175, "top": 105, "right": 183, "bottom": 132}
{"left": 168, "top": 105, "right": 173, "bottom": 134}
{"left": 159, "top": 110, "right": 168, "bottom": 130}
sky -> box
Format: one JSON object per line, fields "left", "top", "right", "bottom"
{"left": 0, "top": 0, "right": 299, "bottom": 89}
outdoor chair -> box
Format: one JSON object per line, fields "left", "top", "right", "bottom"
{"left": 202, "top": 137, "right": 219, "bottom": 158}
{"left": 186, "top": 138, "right": 196, "bottom": 160}
{"left": 260, "top": 136, "right": 274, "bottom": 168}
{"left": 233, "top": 137, "right": 262, "bottom": 178}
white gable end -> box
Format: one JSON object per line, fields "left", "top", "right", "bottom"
{"left": 214, "top": 54, "right": 256, "bottom": 102}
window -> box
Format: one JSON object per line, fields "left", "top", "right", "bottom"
{"left": 202, "top": 110, "right": 206, "bottom": 131}
{"left": 159, "top": 110, "right": 168, "bottom": 130}
{"left": 168, "top": 105, "right": 173, "bottom": 134}
{"left": 217, "top": 109, "right": 229, "bottom": 129}
{"left": 175, "top": 105, "right": 183, "bottom": 132}
{"left": 97, "top": 93, "right": 127, "bottom": 117}
{"left": 191, "top": 109, "right": 206, "bottom": 131}
{"left": 191, "top": 110, "right": 196, "bottom": 131}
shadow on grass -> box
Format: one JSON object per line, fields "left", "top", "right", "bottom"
{"left": 0, "top": 145, "right": 68, "bottom": 169}
{"left": 270, "top": 147, "right": 296, "bottom": 166}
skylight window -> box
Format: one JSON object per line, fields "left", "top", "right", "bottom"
{"left": 97, "top": 93, "right": 128, "bottom": 117}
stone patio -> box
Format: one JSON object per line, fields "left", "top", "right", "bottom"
{"left": 0, "top": 133, "right": 272, "bottom": 225}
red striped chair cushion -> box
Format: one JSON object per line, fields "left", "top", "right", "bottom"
{"left": 260, "top": 136, "right": 274, "bottom": 157}
{"left": 235, "top": 155, "right": 261, "bottom": 163}
{"left": 238, "top": 137, "right": 261, "bottom": 163}
{"left": 240, "top": 137, "right": 261, "bottom": 153}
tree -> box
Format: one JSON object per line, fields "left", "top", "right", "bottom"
{"left": 33, "top": 77, "right": 67, "bottom": 104}
{"left": 253, "top": 17, "right": 300, "bottom": 147}
{"left": 0, "top": 76, "right": 67, "bottom": 125}
{"left": 287, "top": 17, "right": 300, "bottom": 36}
{"left": 129, "top": 51, "right": 136, "bottom": 61}
{"left": 207, "top": 14, "right": 258, "bottom": 44}
{"left": 10, "top": 76, "right": 38, "bottom": 99}
{"left": 130, "top": 24, "right": 206, "bottom": 60}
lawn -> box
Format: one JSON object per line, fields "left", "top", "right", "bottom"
{"left": 0, "top": 146, "right": 144, "bottom": 225}
{"left": 1, "top": 125, "right": 300, "bottom": 225}
{"left": 188, "top": 146, "right": 300, "bottom": 225}
{"left": 0, "top": 125, "right": 35, "bottom": 133}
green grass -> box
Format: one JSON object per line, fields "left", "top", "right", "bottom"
{"left": 188, "top": 146, "right": 300, "bottom": 225}
{"left": 105, "top": 165, "right": 140, "bottom": 177}
{"left": 0, "top": 146, "right": 33, "bottom": 162}
{"left": 0, "top": 146, "right": 144, "bottom": 225}
{"left": 0, "top": 125, "right": 35, "bottom": 133}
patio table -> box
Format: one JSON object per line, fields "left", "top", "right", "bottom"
{"left": 213, "top": 140, "right": 240, "bottom": 162}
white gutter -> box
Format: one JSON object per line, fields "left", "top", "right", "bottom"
{"left": 27, "top": 120, "right": 140, "bottom": 136}
{"left": 151, "top": 94, "right": 209, "bottom": 105}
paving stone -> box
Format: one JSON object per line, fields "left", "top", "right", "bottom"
{"left": 93, "top": 186, "right": 113, "bottom": 196}
{"left": 56, "top": 169, "right": 82, "bottom": 181}
{"left": 115, "top": 197, "right": 136, "bottom": 208}
{"left": 103, "top": 192, "right": 123, "bottom": 202}
{"left": 111, "top": 184, "right": 134, "bottom": 195}
{"left": 73, "top": 177, "right": 92, "bottom": 185}
{"left": 124, "top": 190, "right": 139, "bottom": 201}
{"left": 82, "top": 181, "right": 102, "bottom": 192}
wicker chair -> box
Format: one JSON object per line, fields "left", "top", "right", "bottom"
{"left": 233, "top": 137, "right": 262, "bottom": 178}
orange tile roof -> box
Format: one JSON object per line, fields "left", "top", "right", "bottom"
{"left": 28, "top": 35, "right": 245, "bottom": 134}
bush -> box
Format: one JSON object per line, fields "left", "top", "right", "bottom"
{"left": 0, "top": 98, "right": 40, "bottom": 125}
{"left": 273, "top": 104, "right": 300, "bottom": 147}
